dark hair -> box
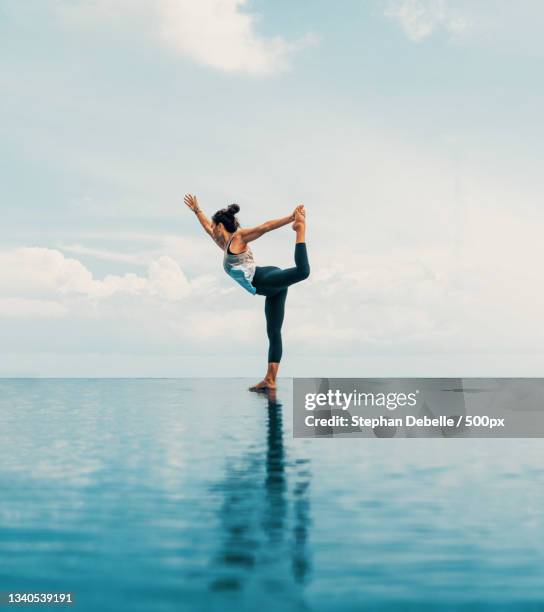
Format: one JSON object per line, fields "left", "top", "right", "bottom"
{"left": 211, "top": 203, "right": 240, "bottom": 233}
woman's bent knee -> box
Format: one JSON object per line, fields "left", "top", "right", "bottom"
{"left": 298, "top": 264, "right": 310, "bottom": 280}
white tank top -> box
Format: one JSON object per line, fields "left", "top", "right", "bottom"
{"left": 223, "top": 234, "right": 257, "bottom": 295}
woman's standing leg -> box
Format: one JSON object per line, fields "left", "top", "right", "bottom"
{"left": 266, "top": 288, "right": 288, "bottom": 364}
{"left": 250, "top": 288, "right": 287, "bottom": 391}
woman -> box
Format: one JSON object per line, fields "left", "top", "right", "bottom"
{"left": 184, "top": 194, "right": 310, "bottom": 391}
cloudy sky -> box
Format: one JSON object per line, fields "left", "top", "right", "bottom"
{"left": 1, "top": 0, "right": 543, "bottom": 377}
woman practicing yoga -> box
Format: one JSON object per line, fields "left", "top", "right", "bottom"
{"left": 184, "top": 194, "right": 310, "bottom": 391}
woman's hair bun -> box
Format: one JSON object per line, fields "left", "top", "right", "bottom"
{"left": 212, "top": 203, "right": 241, "bottom": 232}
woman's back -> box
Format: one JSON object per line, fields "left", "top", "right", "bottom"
{"left": 223, "top": 233, "right": 257, "bottom": 295}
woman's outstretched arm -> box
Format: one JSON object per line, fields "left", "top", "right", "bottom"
{"left": 184, "top": 194, "right": 223, "bottom": 249}
{"left": 239, "top": 205, "right": 302, "bottom": 244}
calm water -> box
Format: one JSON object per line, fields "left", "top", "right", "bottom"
{"left": 1, "top": 379, "right": 544, "bottom": 611}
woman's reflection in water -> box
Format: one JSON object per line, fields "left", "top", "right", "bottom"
{"left": 209, "top": 388, "right": 312, "bottom": 597}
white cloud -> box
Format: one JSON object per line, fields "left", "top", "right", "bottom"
{"left": 385, "top": 0, "right": 469, "bottom": 42}
{"left": 57, "top": 0, "right": 316, "bottom": 74}
{"left": 0, "top": 246, "right": 254, "bottom": 360}
{"left": 157, "top": 0, "right": 316, "bottom": 74}
{"left": 385, "top": 1, "right": 544, "bottom": 56}
{"left": 0, "top": 247, "right": 212, "bottom": 308}
{"left": 148, "top": 256, "right": 192, "bottom": 300}
{"left": 0, "top": 248, "right": 95, "bottom": 298}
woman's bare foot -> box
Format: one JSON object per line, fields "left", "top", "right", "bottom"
{"left": 249, "top": 363, "right": 279, "bottom": 392}
{"left": 292, "top": 205, "right": 306, "bottom": 231}
{"left": 293, "top": 205, "right": 306, "bottom": 243}
{"left": 249, "top": 377, "right": 277, "bottom": 392}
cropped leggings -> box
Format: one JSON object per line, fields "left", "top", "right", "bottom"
{"left": 251, "top": 243, "right": 310, "bottom": 363}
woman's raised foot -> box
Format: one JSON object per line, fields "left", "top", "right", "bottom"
{"left": 292, "top": 205, "right": 306, "bottom": 232}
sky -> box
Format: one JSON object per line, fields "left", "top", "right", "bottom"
{"left": 1, "top": 0, "right": 543, "bottom": 377}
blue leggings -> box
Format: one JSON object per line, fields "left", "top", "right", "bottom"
{"left": 251, "top": 243, "right": 310, "bottom": 363}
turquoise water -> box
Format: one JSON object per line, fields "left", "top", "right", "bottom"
{"left": 1, "top": 379, "right": 544, "bottom": 611}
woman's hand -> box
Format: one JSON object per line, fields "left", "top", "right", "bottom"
{"left": 184, "top": 194, "right": 221, "bottom": 248}
{"left": 184, "top": 193, "right": 200, "bottom": 213}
